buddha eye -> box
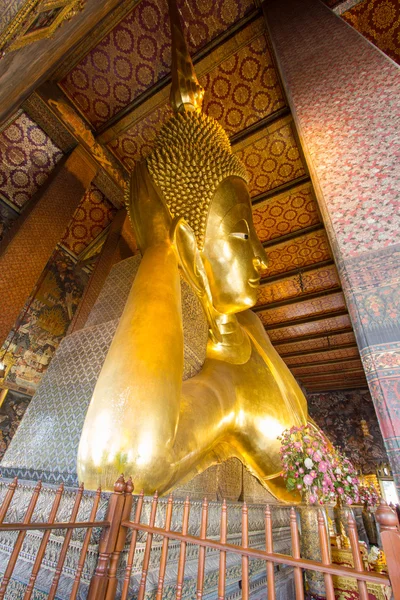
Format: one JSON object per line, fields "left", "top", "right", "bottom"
{"left": 231, "top": 232, "right": 249, "bottom": 240}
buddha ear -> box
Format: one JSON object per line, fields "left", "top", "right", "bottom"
{"left": 171, "top": 218, "right": 207, "bottom": 297}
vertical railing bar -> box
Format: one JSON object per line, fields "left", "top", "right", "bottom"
{"left": 137, "top": 492, "right": 159, "bottom": 600}
{"left": 47, "top": 482, "right": 84, "bottom": 600}
{"left": 0, "top": 478, "right": 18, "bottom": 524}
{"left": 347, "top": 512, "right": 369, "bottom": 600}
{"left": 265, "top": 505, "right": 276, "bottom": 600}
{"left": 196, "top": 498, "right": 208, "bottom": 600}
{"left": 105, "top": 478, "right": 134, "bottom": 600}
{"left": 241, "top": 502, "right": 249, "bottom": 600}
{"left": 0, "top": 480, "right": 42, "bottom": 600}
{"left": 176, "top": 496, "right": 190, "bottom": 600}
{"left": 70, "top": 487, "right": 102, "bottom": 600}
{"left": 120, "top": 490, "right": 145, "bottom": 600}
{"left": 317, "top": 509, "right": 335, "bottom": 600}
{"left": 218, "top": 499, "right": 227, "bottom": 600}
{"left": 290, "top": 508, "right": 304, "bottom": 600}
{"left": 156, "top": 494, "right": 174, "bottom": 600}
{"left": 23, "top": 483, "right": 65, "bottom": 600}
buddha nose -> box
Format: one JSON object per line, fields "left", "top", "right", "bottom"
{"left": 253, "top": 252, "right": 268, "bottom": 274}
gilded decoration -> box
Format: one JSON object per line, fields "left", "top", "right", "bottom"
{"left": 258, "top": 291, "right": 346, "bottom": 327}
{"left": 253, "top": 183, "right": 319, "bottom": 243}
{"left": 60, "top": 0, "right": 256, "bottom": 127}
{"left": 342, "top": 0, "right": 400, "bottom": 66}
{"left": 61, "top": 183, "right": 116, "bottom": 255}
{"left": 0, "top": 0, "right": 86, "bottom": 54}
{"left": 268, "top": 314, "right": 353, "bottom": 342}
{"left": 0, "top": 111, "right": 63, "bottom": 209}
{"left": 256, "top": 264, "right": 340, "bottom": 306}
{"left": 233, "top": 120, "right": 306, "bottom": 197}
{"left": 265, "top": 229, "right": 332, "bottom": 278}
{"left": 77, "top": 0, "right": 310, "bottom": 499}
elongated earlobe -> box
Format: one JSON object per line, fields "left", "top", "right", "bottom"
{"left": 172, "top": 218, "right": 222, "bottom": 343}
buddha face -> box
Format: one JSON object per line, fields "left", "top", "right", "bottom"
{"left": 201, "top": 176, "right": 268, "bottom": 314}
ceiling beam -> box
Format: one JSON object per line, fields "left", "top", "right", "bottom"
{"left": 251, "top": 175, "right": 311, "bottom": 206}
{"left": 285, "top": 356, "right": 360, "bottom": 368}
{"left": 292, "top": 366, "right": 364, "bottom": 377}
{"left": 305, "top": 383, "right": 369, "bottom": 392}
{"left": 262, "top": 223, "right": 324, "bottom": 249}
{"left": 264, "top": 308, "right": 349, "bottom": 331}
{"left": 255, "top": 286, "right": 342, "bottom": 312}
{"left": 231, "top": 107, "right": 290, "bottom": 146}
{"left": 277, "top": 342, "right": 358, "bottom": 359}
{"left": 272, "top": 327, "right": 354, "bottom": 346}
{"left": 299, "top": 369, "right": 366, "bottom": 381}
{"left": 260, "top": 259, "right": 334, "bottom": 285}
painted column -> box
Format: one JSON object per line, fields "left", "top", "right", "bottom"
{"left": 263, "top": 0, "right": 400, "bottom": 488}
{"left": 68, "top": 210, "right": 137, "bottom": 333}
{"left": 0, "top": 145, "right": 98, "bottom": 346}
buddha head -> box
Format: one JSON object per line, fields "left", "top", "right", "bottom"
{"left": 129, "top": 0, "right": 267, "bottom": 331}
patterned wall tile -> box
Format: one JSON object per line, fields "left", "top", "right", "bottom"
{"left": 60, "top": 0, "right": 255, "bottom": 128}
{"left": 258, "top": 291, "right": 346, "bottom": 326}
{"left": 265, "top": 0, "right": 400, "bottom": 257}
{"left": 257, "top": 264, "right": 340, "bottom": 306}
{"left": 308, "top": 389, "right": 388, "bottom": 474}
{"left": 0, "top": 112, "right": 63, "bottom": 209}
{"left": 265, "top": 229, "right": 331, "bottom": 278}
{"left": 234, "top": 121, "right": 305, "bottom": 198}
{"left": 253, "top": 182, "right": 319, "bottom": 243}
{"left": 275, "top": 331, "right": 356, "bottom": 355}
{"left": 267, "top": 314, "right": 352, "bottom": 342}
{"left": 61, "top": 183, "right": 116, "bottom": 256}
{"left": 342, "top": 0, "right": 400, "bottom": 66}
{"left": 284, "top": 346, "right": 360, "bottom": 366}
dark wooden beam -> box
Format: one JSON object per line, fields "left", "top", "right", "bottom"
{"left": 251, "top": 175, "right": 310, "bottom": 206}
{"left": 277, "top": 342, "right": 358, "bottom": 359}
{"left": 305, "top": 383, "right": 369, "bottom": 392}
{"left": 285, "top": 355, "right": 360, "bottom": 368}
{"left": 272, "top": 327, "right": 354, "bottom": 346}
{"left": 254, "top": 286, "right": 342, "bottom": 312}
{"left": 231, "top": 107, "right": 290, "bottom": 146}
{"left": 264, "top": 308, "right": 349, "bottom": 331}
{"left": 262, "top": 223, "right": 324, "bottom": 249}
{"left": 260, "top": 259, "right": 334, "bottom": 285}
{"left": 299, "top": 370, "right": 366, "bottom": 381}
{"left": 292, "top": 366, "right": 364, "bottom": 377}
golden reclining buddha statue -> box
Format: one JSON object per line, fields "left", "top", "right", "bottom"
{"left": 77, "top": 0, "right": 309, "bottom": 502}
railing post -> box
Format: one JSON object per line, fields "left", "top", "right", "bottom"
{"left": 375, "top": 499, "right": 400, "bottom": 600}
{"left": 105, "top": 478, "right": 134, "bottom": 600}
{"left": 88, "top": 475, "right": 128, "bottom": 600}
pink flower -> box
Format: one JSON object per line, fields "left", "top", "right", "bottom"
{"left": 303, "top": 474, "right": 314, "bottom": 486}
{"left": 297, "top": 484, "right": 302, "bottom": 490}
{"left": 294, "top": 442, "right": 302, "bottom": 450}
{"left": 318, "top": 461, "right": 328, "bottom": 473}
{"left": 337, "top": 487, "right": 344, "bottom": 495}
{"left": 346, "top": 498, "right": 353, "bottom": 505}
{"left": 299, "top": 467, "right": 304, "bottom": 474}
{"left": 313, "top": 452, "right": 321, "bottom": 462}
{"left": 310, "top": 470, "right": 317, "bottom": 479}
{"left": 313, "top": 441, "right": 319, "bottom": 448}
{"left": 295, "top": 473, "right": 299, "bottom": 478}
{"left": 309, "top": 494, "right": 317, "bottom": 504}
{"left": 306, "top": 448, "right": 313, "bottom": 455}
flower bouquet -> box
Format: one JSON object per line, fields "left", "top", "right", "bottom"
{"left": 358, "top": 483, "right": 379, "bottom": 509}
{"left": 279, "top": 424, "right": 359, "bottom": 505}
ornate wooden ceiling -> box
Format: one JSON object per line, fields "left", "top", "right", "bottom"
{"left": 0, "top": 0, "right": 375, "bottom": 393}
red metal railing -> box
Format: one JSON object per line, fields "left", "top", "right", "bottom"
{"left": 0, "top": 475, "right": 399, "bottom": 599}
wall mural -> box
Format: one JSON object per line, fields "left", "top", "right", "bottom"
{"left": 0, "top": 246, "right": 89, "bottom": 395}
{"left": 0, "top": 390, "right": 31, "bottom": 461}
{"left": 308, "top": 389, "right": 388, "bottom": 474}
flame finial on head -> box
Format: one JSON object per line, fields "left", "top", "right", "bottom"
{"left": 168, "top": 0, "right": 204, "bottom": 114}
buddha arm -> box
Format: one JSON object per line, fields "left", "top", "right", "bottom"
{"left": 77, "top": 242, "right": 184, "bottom": 490}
